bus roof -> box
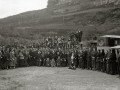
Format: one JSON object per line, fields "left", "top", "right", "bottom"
{"left": 111, "top": 45, "right": 120, "bottom": 49}
{"left": 100, "top": 35, "right": 120, "bottom": 38}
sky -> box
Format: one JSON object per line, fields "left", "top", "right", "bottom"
{"left": 0, "top": 0, "right": 48, "bottom": 18}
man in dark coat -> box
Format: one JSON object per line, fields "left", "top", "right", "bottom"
{"left": 1, "top": 50, "right": 6, "bottom": 69}
{"left": 103, "top": 51, "right": 107, "bottom": 72}
{"left": 0, "top": 50, "right": 2, "bottom": 69}
{"left": 86, "top": 48, "right": 92, "bottom": 70}
{"left": 61, "top": 51, "right": 67, "bottom": 67}
{"left": 81, "top": 51, "right": 85, "bottom": 69}
{"left": 29, "top": 49, "right": 33, "bottom": 66}
{"left": 78, "top": 50, "right": 82, "bottom": 68}
{"left": 118, "top": 49, "right": 120, "bottom": 78}
{"left": 46, "top": 51, "right": 51, "bottom": 67}
{"left": 110, "top": 49, "right": 117, "bottom": 75}
{"left": 51, "top": 50, "right": 56, "bottom": 67}
{"left": 23, "top": 50, "right": 29, "bottom": 67}
{"left": 68, "top": 50, "right": 72, "bottom": 68}
{"left": 74, "top": 50, "right": 79, "bottom": 68}
{"left": 106, "top": 50, "right": 112, "bottom": 74}
{"left": 96, "top": 50, "right": 101, "bottom": 71}
{"left": 100, "top": 49, "right": 105, "bottom": 72}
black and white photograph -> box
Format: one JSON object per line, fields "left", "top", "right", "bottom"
{"left": 0, "top": 0, "right": 120, "bottom": 90}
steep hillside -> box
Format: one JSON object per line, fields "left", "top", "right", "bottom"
{"left": 0, "top": 4, "right": 120, "bottom": 42}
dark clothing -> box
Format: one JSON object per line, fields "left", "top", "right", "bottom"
{"left": 96, "top": 51, "right": 100, "bottom": 71}
{"left": 86, "top": 51, "right": 91, "bottom": 70}
{"left": 118, "top": 54, "right": 120, "bottom": 76}
{"left": 91, "top": 51, "right": 96, "bottom": 70}
{"left": 110, "top": 50, "right": 116, "bottom": 75}
{"left": 100, "top": 51, "right": 105, "bottom": 71}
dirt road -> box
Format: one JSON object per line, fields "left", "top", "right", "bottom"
{"left": 0, "top": 67, "right": 120, "bottom": 90}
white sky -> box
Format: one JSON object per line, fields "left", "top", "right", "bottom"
{"left": 0, "top": 0, "right": 48, "bottom": 18}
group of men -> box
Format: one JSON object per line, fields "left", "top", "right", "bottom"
{"left": 69, "top": 48, "right": 120, "bottom": 78}
{"left": 0, "top": 46, "right": 73, "bottom": 69}
{"left": 0, "top": 45, "right": 120, "bottom": 78}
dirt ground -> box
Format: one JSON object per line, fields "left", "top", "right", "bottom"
{"left": 0, "top": 67, "right": 120, "bottom": 90}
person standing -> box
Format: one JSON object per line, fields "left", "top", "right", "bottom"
{"left": 110, "top": 49, "right": 117, "bottom": 75}
{"left": 118, "top": 49, "right": 120, "bottom": 78}
{"left": 0, "top": 50, "right": 2, "bottom": 70}
{"left": 86, "top": 48, "right": 91, "bottom": 70}
{"left": 96, "top": 50, "right": 101, "bottom": 71}
{"left": 56, "top": 51, "right": 61, "bottom": 67}
{"left": 18, "top": 50, "right": 24, "bottom": 67}
{"left": 9, "top": 49, "right": 16, "bottom": 69}
{"left": 91, "top": 48, "right": 97, "bottom": 70}
{"left": 78, "top": 50, "right": 82, "bottom": 68}
{"left": 106, "top": 50, "right": 112, "bottom": 74}
{"left": 24, "top": 50, "right": 29, "bottom": 67}
{"left": 46, "top": 51, "right": 50, "bottom": 67}
{"left": 70, "top": 52, "right": 76, "bottom": 70}
{"left": 100, "top": 50, "right": 105, "bottom": 72}
{"left": 103, "top": 51, "right": 107, "bottom": 72}
{"left": 51, "top": 50, "right": 56, "bottom": 67}
{"left": 36, "top": 50, "right": 42, "bottom": 67}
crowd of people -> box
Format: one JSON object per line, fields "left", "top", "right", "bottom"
{"left": 0, "top": 45, "right": 120, "bottom": 78}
